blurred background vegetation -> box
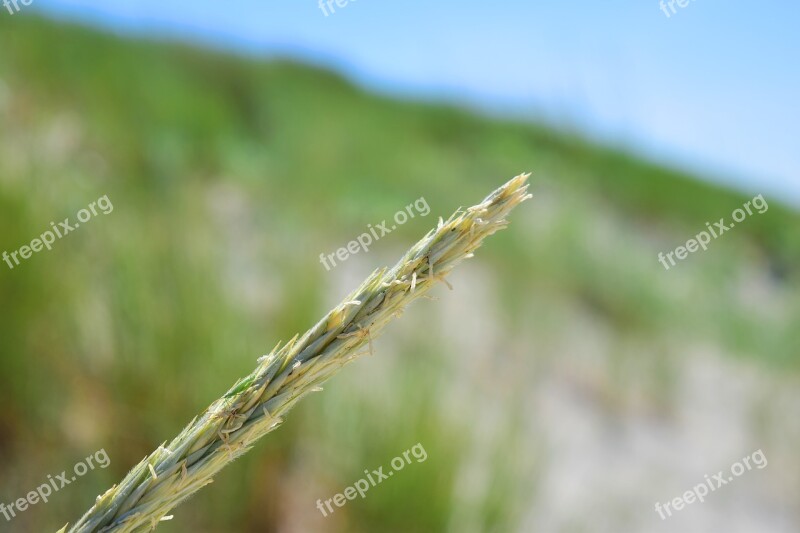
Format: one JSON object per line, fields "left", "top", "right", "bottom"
{"left": 0, "top": 14, "right": 798, "bottom": 533}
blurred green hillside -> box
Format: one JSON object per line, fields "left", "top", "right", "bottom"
{"left": 0, "top": 14, "right": 798, "bottom": 533}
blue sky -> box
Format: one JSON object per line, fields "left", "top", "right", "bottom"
{"left": 29, "top": 0, "right": 800, "bottom": 204}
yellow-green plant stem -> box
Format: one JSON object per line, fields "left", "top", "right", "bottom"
{"left": 64, "top": 174, "right": 531, "bottom": 532}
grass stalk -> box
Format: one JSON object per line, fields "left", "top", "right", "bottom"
{"left": 63, "top": 174, "right": 531, "bottom": 532}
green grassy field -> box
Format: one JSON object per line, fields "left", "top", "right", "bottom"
{"left": 0, "top": 14, "right": 798, "bottom": 533}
